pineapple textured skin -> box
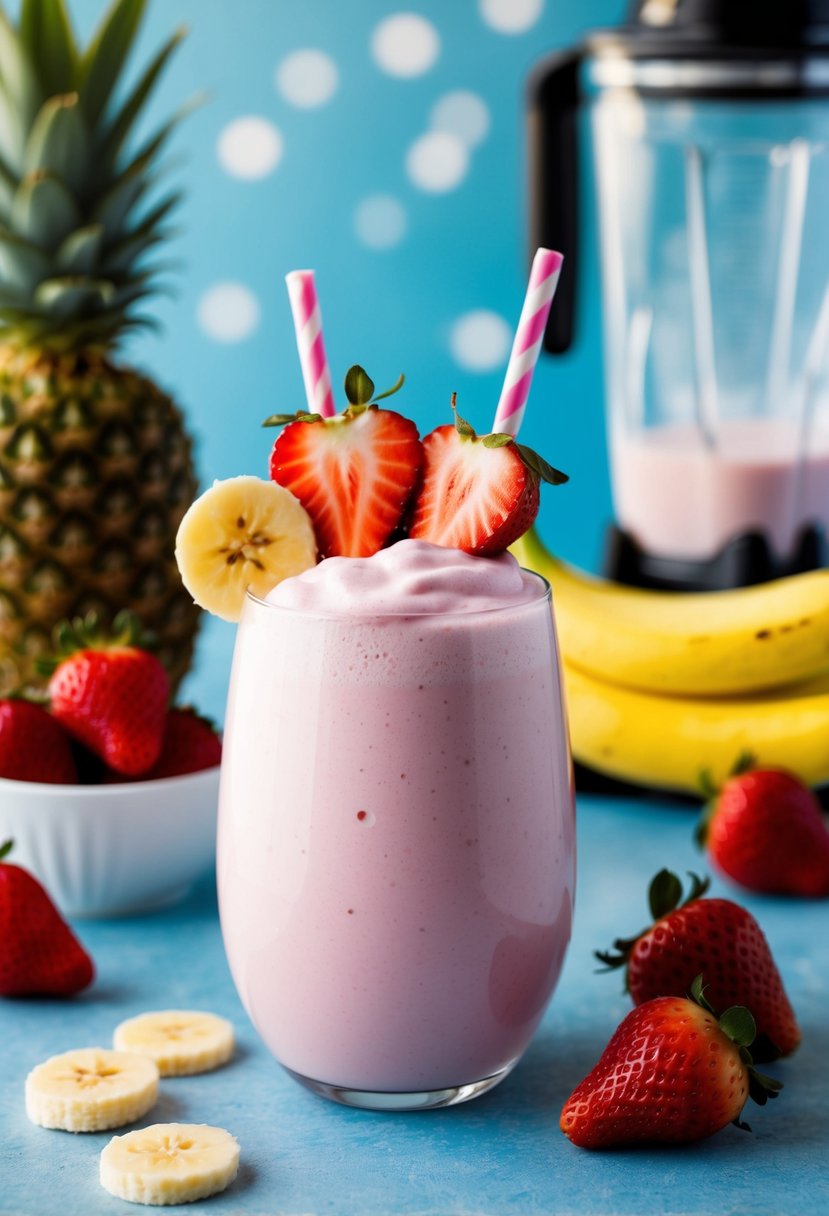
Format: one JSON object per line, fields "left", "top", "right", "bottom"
{"left": 0, "top": 348, "right": 199, "bottom": 693}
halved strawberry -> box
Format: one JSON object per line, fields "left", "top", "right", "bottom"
{"left": 408, "top": 400, "right": 567, "bottom": 555}
{"left": 266, "top": 366, "right": 422, "bottom": 558}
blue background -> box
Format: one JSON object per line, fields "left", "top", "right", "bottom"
{"left": 3, "top": 12, "right": 828, "bottom": 1216}
{"left": 13, "top": 0, "right": 625, "bottom": 718}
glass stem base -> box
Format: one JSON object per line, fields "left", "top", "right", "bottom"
{"left": 283, "top": 1060, "right": 517, "bottom": 1111}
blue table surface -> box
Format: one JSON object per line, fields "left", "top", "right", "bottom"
{"left": 1, "top": 794, "right": 827, "bottom": 1216}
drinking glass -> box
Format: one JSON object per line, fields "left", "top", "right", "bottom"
{"left": 217, "top": 574, "right": 575, "bottom": 1111}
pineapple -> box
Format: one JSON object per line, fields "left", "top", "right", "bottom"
{"left": 0, "top": 0, "right": 200, "bottom": 694}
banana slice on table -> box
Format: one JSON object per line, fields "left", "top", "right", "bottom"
{"left": 175, "top": 475, "right": 317, "bottom": 622}
{"left": 113, "top": 1010, "right": 235, "bottom": 1077}
{"left": 100, "top": 1123, "right": 240, "bottom": 1206}
{"left": 25, "top": 1048, "right": 158, "bottom": 1132}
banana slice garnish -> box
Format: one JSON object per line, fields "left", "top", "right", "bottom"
{"left": 175, "top": 475, "right": 317, "bottom": 622}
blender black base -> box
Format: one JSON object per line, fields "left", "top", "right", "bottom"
{"left": 574, "top": 762, "right": 698, "bottom": 805}
{"left": 575, "top": 761, "right": 829, "bottom": 813}
{"left": 605, "top": 524, "right": 825, "bottom": 591}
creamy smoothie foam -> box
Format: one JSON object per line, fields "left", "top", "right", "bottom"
{"left": 218, "top": 540, "right": 575, "bottom": 1095}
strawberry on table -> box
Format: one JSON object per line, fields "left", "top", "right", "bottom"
{"left": 560, "top": 976, "right": 782, "bottom": 1149}
{"left": 147, "top": 708, "right": 222, "bottom": 780}
{"left": 408, "top": 398, "right": 567, "bottom": 555}
{"left": 46, "top": 613, "right": 169, "bottom": 778}
{"left": 0, "top": 699, "right": 76, "bottom": 784}
{"left": 267, "top": 365, "right": 422, "bottom": 558}
{"left": 697, "top": 757, "right": 829, "bottom": 898}
{"left": 0, "top": 840, "right": 94, "bottom": 997}
{"left": 596, "top": 869, "right": 799, "bottom": 1060}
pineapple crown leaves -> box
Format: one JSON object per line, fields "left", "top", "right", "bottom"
{"left": 594, "top": 868, "right": 712, "bottom": 977}
{"left": 262, "top": 365, "right": 406, "bottom": 428}
{"left": 0, "top": 0, "right": 194, "bottom": 353}
{"left": 687, "top": 975, "right": 783, "bottom": 1126}
{"left": 36, "top": 607, "right": 157, "bottom": 674}
{"left": 449, "top": 393, "right": 569, "bottom": 487}
{"left": 695, "top": 751, "right": 758, "bottom": 848}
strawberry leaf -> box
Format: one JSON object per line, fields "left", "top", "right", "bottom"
{"left": 648, "top": 868, "right": 683, "bottom": 920}
{"left": 683, "top": 871, "right": 711, "bottom": 904}
{"left": 698, "top": 768, "right": 719, "bottom": 801}
{"left": 731, "top": 750, "right": 757, "bottom": 777}
{"left": 747, "top": 1067, "right": 783, "bottom": 1105}
{"left": 594, "top": 934, "right": 644, "bottom": 977}
{"left": 0, "top": 839, "right": 13, "bottom": 861}
{"left": 450, "top": 393, "right": 476, "bottom": 439}
{"left": 373, "top": 372, "right": 405, "bottom": 402}
{"left": 262, "top": 410, "right": 322, "bottom": 427}
{"left": 482, "top": 433, "right": 514, "bottom": 449}
{"left": 515, "top": 443, "right": 569, "bottom": 486}
{"left": 689, "top": 972, "right": 717, "bottom": 1015}
{"left": 345, "top": 365, "right": 374, "bottom": 406}
{"left": 719, "top": 1005, "right": 756, "bottom": 1048}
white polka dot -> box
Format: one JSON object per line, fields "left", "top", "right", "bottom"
{"left": 372, "top": 13, "right": 440, "bottom": 78}
{"left": 198, "top": 283, "right": 260, "bottom": 343}
{"left": 479, "top": 0, "right": 544, "bottom": 34}
{"left": 450, "top": 310, "right": 512, "bottom": 371}
{"left": 430, "top": 90, "right": 490, "bottom": 149}
{"left": 276, "top": 49, "right": 338, "bottom": 108}
{"left": 406, "top": 131, "right": 468, "bottom": 193}
{"left": 217, "top": 116, "right": 282, "bottom": 180}
{"left": 354, "top": 195, "right": 407, "bottom": 250}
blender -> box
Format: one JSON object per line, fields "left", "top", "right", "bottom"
{"left": 529, "top": 0, "right": 829, "bottom": 589}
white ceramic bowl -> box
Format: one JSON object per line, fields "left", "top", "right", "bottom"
{"left": 0, "top": 767, "right": 220, "bottom": 918}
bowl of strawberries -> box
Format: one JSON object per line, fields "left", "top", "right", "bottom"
{"left": 0, "top": 614, "right": 221, "bottom": 918}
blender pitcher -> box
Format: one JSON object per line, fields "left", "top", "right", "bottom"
{"left": 529, "top": 0, "right": 829, "bottom": 588}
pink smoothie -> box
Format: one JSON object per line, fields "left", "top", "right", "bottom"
{"left": 611, "top": 418, "right": 829, "bottom": 560}
{"left": 217, "top": 540, "right": 575, "bottom": 1096}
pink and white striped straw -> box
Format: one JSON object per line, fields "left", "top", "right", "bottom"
{"left": 491, "top": 248, "right": 564, "bottom": 438}
{"left": 285, "top": 269, "right": 336, "bottom": 418}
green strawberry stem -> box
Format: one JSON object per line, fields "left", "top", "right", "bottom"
{"left": 595, "top": 869, "right": 710, "bottom": 974}
{"left": 688, "top": 973, "right": 783, "bottom": 1127}
{"left": 263, "top": 364, "right": 405, "bottom": 427}
{"left": 449, "top": 393, "right": 568, "bottom": 486}
{"left": 36, "top": 609, "right": 158, "bottom": 676}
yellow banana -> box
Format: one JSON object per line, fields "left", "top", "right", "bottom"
{"left": 564, "top": 662, "right": 829, "bottom": 794}
{"left": 511, "top": 527, "right": 829, "bottom": 696}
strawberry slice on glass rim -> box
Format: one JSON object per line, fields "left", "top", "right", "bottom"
{"left": 408, "top": 397, "right": 568, "bottom": 556}
{"left": 265, "top": 366, "right": 422, "bottom": 559}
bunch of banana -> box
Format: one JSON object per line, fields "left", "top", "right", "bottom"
{"left": 511, "top": 528, "right": 829, "bottom": 793}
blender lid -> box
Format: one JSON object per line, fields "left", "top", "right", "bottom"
{"left": 585, "top": 0, "right": 829, "bottom": 95}
{"left": 614, "top": 0, "right": 829, "bottom": 51}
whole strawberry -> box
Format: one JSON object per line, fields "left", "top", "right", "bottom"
{"left": 560, "top": 977, "right": 781, "bottom": 1149}
{"left": 408, "top": 398, "right": 567, "bottom": 555}
{"left": 147, "top": 708, "right": 222, "bottom": 779}
{"left": 0, "top": 699, "right": 77, "bottom": 784}
{"left": 697, "top": 760, "right": 829, "bottom": 898}
{"left": 0, "top": 840, "right": 94, "bottom": 997}
{"left": 596, "top": 869, "right": 799, "bottom": 1060}
{"left": 46, "top": 613, "right": 169, "bottom": 777}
